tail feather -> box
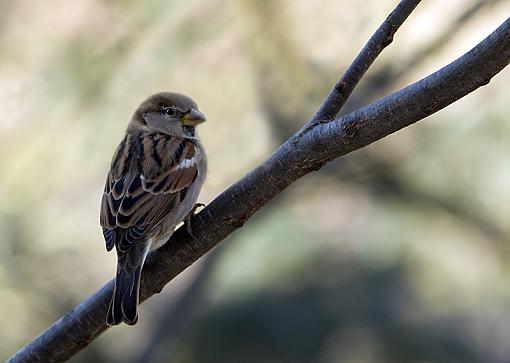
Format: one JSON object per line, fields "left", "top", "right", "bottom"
{"left": 107, "top": 265, "right": 142, "bottom": 325}
{"left": 107, "top": 240, "right": 150, "bottom": 326}
{"left": 121, "top": 264, "right": 143, "bottom": 324}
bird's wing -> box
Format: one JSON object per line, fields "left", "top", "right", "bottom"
{"left": 100, "top": 133, "right": 199, "bottom": 252}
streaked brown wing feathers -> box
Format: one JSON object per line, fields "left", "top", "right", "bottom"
{"left": 100, "top": 133, "right": 199, "bottom": 251}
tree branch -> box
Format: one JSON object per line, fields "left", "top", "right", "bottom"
{"left": 341, "top": 0, "right": 506, "bottom": 115}
{"left": 310, "top": 0, "right": 421, "bottom": 125}
{"left": 8, "top": 10, "right": 510, "bottom": 363}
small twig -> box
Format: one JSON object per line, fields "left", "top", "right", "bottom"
{"left": 392, "top": 0, "right": 504, "bottom": 84}
{"left": 303, "top": 0, "right": 422, "bottom": 134}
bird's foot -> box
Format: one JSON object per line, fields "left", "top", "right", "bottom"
{"left": 184, "top": 203, "right": 205, "bottom": 241}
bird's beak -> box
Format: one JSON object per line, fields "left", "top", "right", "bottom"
{"left": 182, "top": 108, "right": 206, "bottom": 126}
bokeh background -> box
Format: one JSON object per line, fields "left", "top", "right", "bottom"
{"left": 1, "top": 0, "right": 510, "bottom": 362}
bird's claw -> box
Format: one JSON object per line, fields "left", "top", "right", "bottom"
{"left": 191, "top": 203, "right": 205, "bottom": 213}
{"left": 184, "top": 203, "right": 205, "bottom": 241}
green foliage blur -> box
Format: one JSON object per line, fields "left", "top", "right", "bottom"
{"left": 1, "top": 0, "right": 510, "bottom": 362}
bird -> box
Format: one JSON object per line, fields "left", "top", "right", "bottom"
{"left": 100, "top": 92, "right": 207, "bottom": 326}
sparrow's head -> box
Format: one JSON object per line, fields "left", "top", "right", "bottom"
{"left": 130, "top": 92, "right": 206, "bottom": 138}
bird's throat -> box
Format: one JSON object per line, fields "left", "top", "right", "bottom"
{"left": 183, "top": 125, "right": 196, "bottom": 137}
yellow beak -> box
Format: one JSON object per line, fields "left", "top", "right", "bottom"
{"left": 182, "top": 108, "right": 206, "bottom": 126}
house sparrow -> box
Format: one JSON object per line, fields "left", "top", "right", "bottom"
{"left": 100, "top": 92, "right": 207, "bottom": 326}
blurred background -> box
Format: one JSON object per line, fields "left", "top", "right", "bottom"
{"left": 1, "top": 0, "right": 510, "bottom": 362}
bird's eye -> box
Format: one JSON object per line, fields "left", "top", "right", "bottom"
{"left": 163, "top": 107, "right": 176, "bottom": 116}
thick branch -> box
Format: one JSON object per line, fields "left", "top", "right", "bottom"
{"left": 8, "top": 15, "right": 510, "bottom": 363}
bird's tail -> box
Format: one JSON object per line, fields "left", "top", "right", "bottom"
{"left": 107, "top": 241, "right": 150, "bottom": 326}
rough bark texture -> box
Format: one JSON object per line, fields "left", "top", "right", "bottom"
{"left": 7, "top": 4, "right": 510, "bottom": 363}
